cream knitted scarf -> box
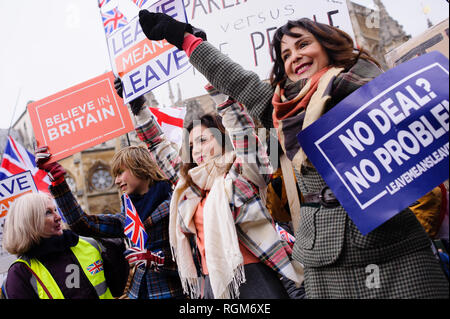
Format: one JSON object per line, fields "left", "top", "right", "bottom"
{"left": 169, "top": 152, "right": 246, "bottom": 299}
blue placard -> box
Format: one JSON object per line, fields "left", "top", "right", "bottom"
{"left": 298, "top": 52, "right": 449, "bottom": 235}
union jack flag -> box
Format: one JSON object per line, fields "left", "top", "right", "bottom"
{"left": 87, "top": 260, "right": 104, "bottom": 275}
{"left": 102, "top": 7, "right": 128, "bottom": 36}
{"left": 0, "top": 136, "right": 50, "bottom": 193}
{"left": 275, "top": 223, "right": 296, "bottom": 248}
{"left": 132, "top": 0, "right": 149, "bottom": 8}
{"left": 122, "top": 193, "right": 148, "bottom": 250}
{"left": 98, "top": 0, "right": 111, "bottom": 8}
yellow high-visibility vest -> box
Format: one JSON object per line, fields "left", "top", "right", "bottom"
{"left": 14, "top": 237, "right": 113, "bottom": 299}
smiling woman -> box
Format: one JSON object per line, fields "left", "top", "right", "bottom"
{"left": 136, "top": 10, "right": 449, "bottom": 298}
{"left": 280, "top": 27, "right": 330, "bottom": 82}
{"left": 1, "top": 192, "right": 128, "bottom": 299}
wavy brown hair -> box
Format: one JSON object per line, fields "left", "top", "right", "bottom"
{"left": 270, "top": 18, "right": 380, "bottom": 88}
{"left": 111, "top": 144, "right": 167, "bottom": 187}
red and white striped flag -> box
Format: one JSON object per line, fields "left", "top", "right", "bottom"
{"left": 149, "top": 107, "right": 186, "bottom": 146}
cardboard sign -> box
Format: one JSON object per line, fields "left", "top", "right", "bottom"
{"left": 298, "top": 52, "right": 449, "bottom": 235}
{"left": 151, "top": 0, "right": 355, "bottom": 103}
{"left": 385, "top": 18, "right": 449, "bottom": 68}
{"left": 28, "top": 71, "right": 134, "bottom": 162}
{"left": 0, "top": 171, "right": 38, "bottom": 275}
{"left": 107, "top": 0, "right": 191, "bottom": 103}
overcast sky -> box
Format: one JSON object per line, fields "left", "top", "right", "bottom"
{"left": 0, "top": 0, "right": 448, "bottom": 130}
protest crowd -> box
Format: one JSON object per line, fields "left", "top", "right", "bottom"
{"left": 0, "top": 6, "right": 449, "bottom": 300}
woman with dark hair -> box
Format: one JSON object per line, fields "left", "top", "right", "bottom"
{"left": 137, "top": 12, "right": 449, "bottom": 298}
{"left": 119, "top": 80, "right": 302, "bottom": 299}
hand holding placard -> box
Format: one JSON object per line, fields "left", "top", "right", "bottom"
{"left": 298, "top": 52, "right": 449, "bottom": 235}
{"left": 338, "top": 76, "right": 448, "bottom": 195}
{"left": 114, "top": 77, "right": 146, "bottom": 115}
{"left": 139, "top": 11, "right": 194, "bottom": 50}
{"left": 35, "top": 146, "right": 66, "bottom": 183}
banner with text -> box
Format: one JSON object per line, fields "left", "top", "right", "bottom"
{"left": 28, "top": 71, "right": 134, "bottom": 162}
{"left": 0, "top": 171, "right": 38, "bottom": 280}
{"left": 150, "top": 0, "right": 355, "bottom": 105}
{"left": 298, "top": 52, "right": 449, "bottom": 235}
{"left": 107, "top": 0, "right": 191, "bottom": 103}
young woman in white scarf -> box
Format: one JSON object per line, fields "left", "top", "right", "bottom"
{"left": 122, "top": 81, "right": 302, "bottom": 299}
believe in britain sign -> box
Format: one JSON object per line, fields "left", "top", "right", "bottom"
{"left": 298, "top": 52, "right": 449, "bottom": 235}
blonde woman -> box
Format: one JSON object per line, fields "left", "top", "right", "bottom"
{"left": 1, "top": 193, "right": 127, "bottom": 299}
{"left": 35, "top": 145, "right": 185, "bottom": 299}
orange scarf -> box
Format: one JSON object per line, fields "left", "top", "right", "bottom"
{"left": 272, "top": 67, "right": 330, "bottom": 127}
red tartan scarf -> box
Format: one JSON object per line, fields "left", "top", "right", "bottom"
{"left": 272, "top": 67, "right": 331, "bottom": 128}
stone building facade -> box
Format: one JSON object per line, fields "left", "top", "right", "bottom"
{"left": 346, "top": 0, "right": 411, "bottom": 70}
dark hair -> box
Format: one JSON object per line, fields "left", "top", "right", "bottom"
{"left": 180, "top": 113, "right": 233, "bottom": 189}
{"left": 270, "top": 18, "right": 380, "bottom": 87}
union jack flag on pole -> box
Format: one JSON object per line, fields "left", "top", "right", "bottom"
{"left": 102, "top": 7, "right": 128, "bottom": 36}
{"left": 122, "top": 193, "right": 148, "bottom": 250}
{"left": 0, "top": 136, "right": 50, "bottom": 192}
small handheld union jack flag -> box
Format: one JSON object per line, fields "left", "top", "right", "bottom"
{"left": 276, "top": 223, "right": 296, "bottom": 248}
{"left": 102, "top": 7, "right": 128, "bottom": 36}
{"left": 122, "top": 194, "right": 148, "bottom": 250}
{"left": 87, "top": 260, "right": 104, "bottom": 275}
{"left": 132, "top": 0, "right": 149, "bottom": 8}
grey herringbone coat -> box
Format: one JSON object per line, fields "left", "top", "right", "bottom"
{"left": 189, "top": 41, "right": 449, "bottom": 298}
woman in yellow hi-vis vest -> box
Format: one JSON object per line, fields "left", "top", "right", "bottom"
{"left": 1, "top": 192, "right": 128, "bottom": 299}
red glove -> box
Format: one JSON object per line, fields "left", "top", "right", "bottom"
{"left": 35, "top": 146, "right": 66, "bottom": 185}
{"left": 124, "top": 247, "right": 165, "bottom": 271}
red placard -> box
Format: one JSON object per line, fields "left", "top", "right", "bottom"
{"left": 28, "top": 72, "right": 134, "bottom": 162}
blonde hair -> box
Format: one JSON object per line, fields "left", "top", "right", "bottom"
{"left": 111, "top": 144, "right": 167, "bottom": 187}
{"left": 2, "top": 192, "right": 52, "bottom": 256}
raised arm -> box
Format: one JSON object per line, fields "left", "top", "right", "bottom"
{"left": 133, "top": 107, "right": 182, "bottom": 187}
{"left": 138, "top": 11, "right": 275, "bottom": 129}
{"left": 50, "top": 181, "right": 125, "bottom": 238}
{"left": 188, "top": 40, "right": 274, "bottom": 128}
{"left": 114, "top": 77, "right": 181, "bottom": 187}
{"left": 206, "top": 85, "right": 273, "bottom": 187}
{"left": 36, "top": 147, "right": 125, "bottom": 238}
